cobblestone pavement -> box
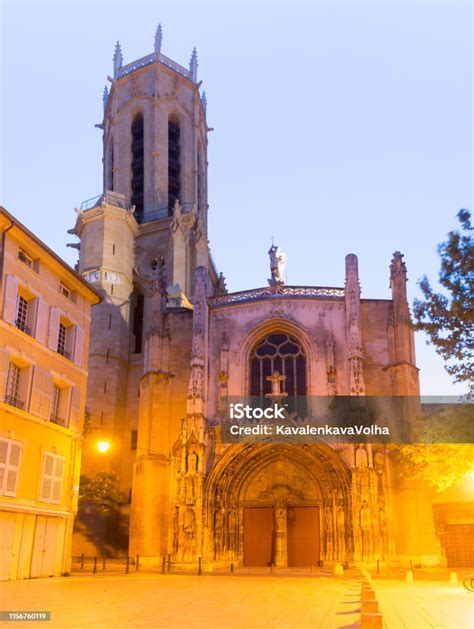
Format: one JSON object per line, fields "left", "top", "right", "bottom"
{"left": 0, "top": 573, "right": 472, "bottom": 628}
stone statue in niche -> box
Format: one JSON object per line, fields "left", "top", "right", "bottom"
{"left": 227, "top": 506, "right": 237, "bottom": 553}
{"left": 275, "top": 501, "right": 287, "bottom": 567}
{"left": 183, "top": 507, "right": 196, "bottom": 559}
{"left": 187, "top": 450, "right": 199, "bottom": 473}
{"left": 214, "top": 509, "right": 223, "bottom": 556}
{"left": 360, "top": 501, "right": 372, "bottom": 560}
{"left": 325, "top": 506, "right": 334, "bottom": 560}
{"left": 355, "top": 445, "right": 368, "bottom": 468}
{"left": 378, "top": 501, "right": 390, "bottom": 560}
{"left": 172, "top": 506, "right": 180, "bottom": 555}
{"left": 374, "top": 451, "right": 385, "bottom": 474}
{"left": 336, "top": 506, "right": 345, "bottom": 560}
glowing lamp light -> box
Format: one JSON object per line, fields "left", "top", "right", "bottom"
{"left": 97, "top": 440, "right": 111, "bottom": 453}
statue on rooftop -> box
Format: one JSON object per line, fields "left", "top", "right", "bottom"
{"left": 268, "top": 244, "right": 286, "bottom": 286}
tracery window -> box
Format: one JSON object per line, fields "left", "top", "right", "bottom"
{"left": 249, "top": 333, "right": 307, "bottom": 397}
{"left": 131, "top": 113, "right": 144, "bottom": 222}
{"left": 168, "top": 115, "right": 181, "bottom": 213}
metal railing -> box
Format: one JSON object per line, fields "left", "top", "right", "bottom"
{"left": 208, "top": 285, "right": 346, "bottom": 307}
{"left": 4, "top": 395, "right": 24, "bottom": 410}
{"left": 15, "top": 320, "right": 31, "bottom": 336}
{"left": 50, "top": 414, "right": 67, "bottom": 428}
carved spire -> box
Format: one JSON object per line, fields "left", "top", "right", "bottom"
{"left": 190, "top": 47, "right": 198, "bottom": 82}
{"left": 201, "top": 91, "right": 207, "bottom": 115}
{"left": 388, "top": 251, "right": 414, "bottom": 367}
{"left": 154, "top": 23, "right": 163, "bottom": 54}
{"left": 102, "top": 86, "right": 109, "bottom": 112}
{"left": 113, "top": 41, "right": 123, "bottom": 79}
{"left": 345, "top": 254, "right": 365, "bottom": 395}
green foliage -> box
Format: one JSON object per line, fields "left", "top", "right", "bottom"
{"left": 78, "top": 472, "right": 126, "bottom": 514}
{"left": 396, "top": 403, "right": 474, "bottom": 491}
{"left": 396, "top": 443, "right": 474, "bottom": 492}
{"left": 413, "top": 209, "right": 474, "bottom": 396}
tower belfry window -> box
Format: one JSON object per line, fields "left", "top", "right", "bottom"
{"left": 131, "top": 113, "right": 144, "bottom": 222}
{"left": 168, "top": 115, "right": 181, "bottom": 214}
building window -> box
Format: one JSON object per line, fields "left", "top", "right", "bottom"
{"left": 40, "top": 453, "right": 65, "bottom": 504}
{"left": 57, "top": 323, "right": 69, "bottom": 358}
{"left": 131, "top": 429, "right": 138, "bottom": 450}
{"left": 50, "top": 385, "right": 66, "bottom": 427}
{"left": 132, "top": 287, "right": 144, "bottom": 354}
{"left": 15, "top": 295, "right": 31, "bottom": 335}
{"left": 131, "top": 113, "right": 144, "bottom": 223}
{"left": 249, "top": 333, "right": 307, "bottom": 397}
{"left": 18, "top": 249, "right": 33, "bottom": 268}
{"left": 168, "top": 115, "right": 181, "bottom": 213}
{"left": 4, "top": 362, "right": 23, "bottom": 409}
{"left": 0, "top": 437, "right": 22, "bottom": 497}
{"left": 59, "top": 284, "right": 70, "bottom": 299}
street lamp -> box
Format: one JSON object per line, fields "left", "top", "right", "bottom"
{"left": 97, "top": 439, "right": 111, "bottom": 453}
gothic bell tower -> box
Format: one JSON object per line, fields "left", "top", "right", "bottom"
{"left": 72, "top": 27, "right": 220, "bottom": 520}
{"left": 98, "top": 24, "right": 212, "bottom": 302}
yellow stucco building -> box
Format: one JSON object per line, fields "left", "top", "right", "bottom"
{"left": 0, "top": 207, "right": 100, "bottom": 580}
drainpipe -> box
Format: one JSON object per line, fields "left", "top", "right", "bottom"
{"left": 0, "top": 219, "right": 15, "bottom": 304}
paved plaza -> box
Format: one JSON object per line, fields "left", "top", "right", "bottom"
{"left": 1, "top": 573, "right": 472, "bottom": 628}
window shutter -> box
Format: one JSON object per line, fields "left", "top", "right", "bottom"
{"left": 47, "top": 307, "right": 60, "bottom": 351}
{"left": 51, "top": 457, "right": 65, "bottom": 503}
{"left": 40, "top": 453, "right": 64, "bottom": 503}
{"left": 0, "top": 348, "right": 10, "bottom": 398}
{"left": 74, "top": 326, "right": 84, "bottom": 367}
{"left": 29, "top": 366, "right": 45, "bottom": 417}
{"left": 68, "top": 386, "right": 82, "bottom": 431}
{"left": 0, "top": 438, "right": 22, "bottom": 497}
{"left": 42, "top": 372, "right": 53, "bottom": 420}
{"left": 2, "top": 275, "right": 19, "bottom": 324}
{"left": 35, "top": 298, "right": 48, "bottom": 344}
{"left": 0, "top": 440, "right": 8, "bottom": 494}
{"left": 40, "top": 453, "right": 54, "bottom": 501}
{"left": 4, "top": 443, "right": 21, "bottom": 496}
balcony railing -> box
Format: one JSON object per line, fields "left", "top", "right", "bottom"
{"left": 4, "top": 395, "right": 24, "bottom": 410}
{"left": 50, "top": 414, "right": 67, "bottom": 427}
{"left": 15, "top": 320, "right": 31, "bottom": 336}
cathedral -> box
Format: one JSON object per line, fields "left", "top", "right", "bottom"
{"left": 72, "top": 27, "right": 442, "bottom": 569}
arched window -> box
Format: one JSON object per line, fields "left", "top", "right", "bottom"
{"left": 168, "top": 115, "right": 181, "bottom": 213}
{"left": 131, "top": 286, "right": 144, "bottom": 354}
{"left": 131, "top": 113, "right": 144, "bottom": 222}
{"left": 249, "top": 333, "right": 306, "bottom": 397}
{"left": 197, "top": 148, "right": 202, "bottom": 213}
{"left": 109, "top": 143, "right": 114, "bottom": 191}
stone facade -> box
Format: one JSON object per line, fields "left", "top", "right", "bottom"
{"left": 74, "top": 30, "right": 441, "bottom": 568}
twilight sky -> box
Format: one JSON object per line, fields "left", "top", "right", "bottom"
{"left": 1, "top": 0, "right": 472, "bottom": 396}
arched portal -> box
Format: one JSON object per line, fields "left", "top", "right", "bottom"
{"left": 203, "top": 443, "right": 352, "bottom": 567}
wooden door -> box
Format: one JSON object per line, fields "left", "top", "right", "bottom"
{"left": 31, "top": 517, "right": 59, "bottom": 577}
{"left": 243, "top": 507, "right": 274, "bottom": 566}
{"left": 0, "top": 513, "right": 16, "bottom": 580}
{"left": 287, "top": 506, "right": 320, "bottom": 567}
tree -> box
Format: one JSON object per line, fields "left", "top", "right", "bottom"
{"left": 395, "top": 402, "right": 474, "bottom": 492}
{"left": 397, "top": 213, "right": 474, "bottom": 491}
{"left": 413, "top": 209, "right": 474, "bottom": 396}
{"left": 78, "top": 472, "right": 125, "bottom": 514}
